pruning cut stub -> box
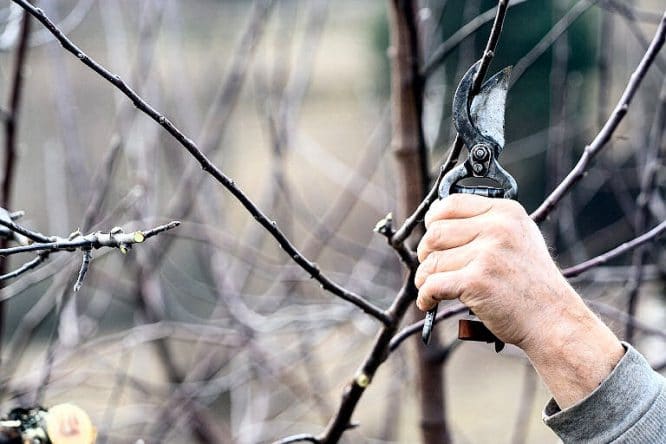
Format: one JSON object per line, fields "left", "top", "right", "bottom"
{"left": 422, "top": 60, "right": 518, "bottom": 351}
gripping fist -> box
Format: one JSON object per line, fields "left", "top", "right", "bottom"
{"left": 415, "top": 194, "right": 581, "bottom": 349}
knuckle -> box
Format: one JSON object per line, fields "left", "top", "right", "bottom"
{"left": 421, "top": 221, "right": 444, "bottom": 250}
{"left": 484, "top": 217, "right": 517, "bottom": 245}
{"left": 442, "top": 193, "right": 465, "bottom": 214}
{"left": 499, "top": 199, "right": 527, "bottom": 218}
{"left": 424, "top": 200, "right": 445, "bottom": 227}
{"left": 414, "top": 264, "right": 429, "bottom": 288}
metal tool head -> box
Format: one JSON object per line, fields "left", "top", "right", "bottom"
{"left": 440, "top": 61, "right": 516, "bottom": 200}
{"left": 452, "top": 61, "right": 511, "bottom": 156}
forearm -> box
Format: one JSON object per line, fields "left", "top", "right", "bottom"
{"left": 520, "top": 280, "right": 625, "bottom": 409}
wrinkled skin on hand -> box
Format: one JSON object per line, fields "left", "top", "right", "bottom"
{"left": 415, "top": 194, "right": 625, "bottom": 409}
{"left": 415, "top": 194, "right": 579, "bottom": 351}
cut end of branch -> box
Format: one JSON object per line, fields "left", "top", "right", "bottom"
{"left": 355, "top": 372, "right": 370, "bottom": 388}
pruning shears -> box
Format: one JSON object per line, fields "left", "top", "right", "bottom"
{"left": 421, "top": 60, "right": 517, "bottom": 352}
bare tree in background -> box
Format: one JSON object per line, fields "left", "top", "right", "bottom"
{"left": 0, "top": 1, "right": 664, "bottom": 443}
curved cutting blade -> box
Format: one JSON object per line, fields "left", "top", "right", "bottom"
{"left": 452, "top": 61, "right": 482, "bottom": 148}
{"left": 470, "top": 66, "right": 511, "bottom": 153}
{"left": 452, "top": 62, "right": 512, "bottom": 155}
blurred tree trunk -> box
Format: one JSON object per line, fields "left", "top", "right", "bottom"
{"left": 387, "top": 1, "right": 450, "bottom": 443}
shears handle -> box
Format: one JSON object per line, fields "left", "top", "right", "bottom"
{"left": 421, "top": 170, "right": 512, "bottom": 353}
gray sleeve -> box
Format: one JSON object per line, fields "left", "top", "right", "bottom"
{"left": 542, "top": 343, "right": 666, "bottom": 443}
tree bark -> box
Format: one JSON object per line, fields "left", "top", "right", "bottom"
{"left": 387, "top": 1, "right": 450, "bottom": 443}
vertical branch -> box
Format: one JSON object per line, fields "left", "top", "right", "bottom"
{"left": 544, "top": 0, "right": 570, "bottom": 248}
{"left": 386, "top": 2, "right": 452, "bottom": 444}
{"left": 597, "top": 6, "right": 614, "bottom": 131}
{"left": 0, "top": 6, "right": 31, "bottom": 362}
{"left": 625, "top": 81, "right": 666, "bottom": 342}
{"left": 389, "top": 1, "right": 429, "bottom": 225}
{"left": 318, "top": 276, "right": 416, "bottom": 444}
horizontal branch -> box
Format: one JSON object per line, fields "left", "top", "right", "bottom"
{"left": 11, "top": 0, "right": 391, "bottom": 326}
{"left": 531, "top": 12, "right": 666, "bottom": 223}
{"left": 562, "top": 220, "right": 666, "bottom": 278}
{"left": 0, "top": 221, "right": 180, "bottom": 256}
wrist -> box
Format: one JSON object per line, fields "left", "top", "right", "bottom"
{"left": 520, "top": 284, "right": 624, "bottom": 409}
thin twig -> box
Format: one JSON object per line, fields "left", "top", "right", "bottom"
{"left": 0, "top": 221, "right": 180, "bottom": 256}
{"left": 510, "top": 0, "right": 597, "bottom": 86}
{"left": 531, "top": 12, "right": 666, "bottom": 223}
{"left": 0, "top": 214, "right": 52, "bottom": 243}
{"left": 272, "top": 434, "right": 320, "bottom": 444}
{"left": 0, "top": 253, "right": 48, "bottom": 282}
{"left": 562, "top": 220, "right": 666, "bottom": 277}
{"left": 421, "top": 0, "right": 528, "bottom": 78}
{"left": 73, "top": 249, "right": 92, "bottom": 292}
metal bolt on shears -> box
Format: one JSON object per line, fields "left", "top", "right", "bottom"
{"left": 421, "top": 60, "right": 518, "bottom": 352}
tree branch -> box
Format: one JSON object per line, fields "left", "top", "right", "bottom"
{"left": 0, "top": 221, "right": 180, "bottom": 256}
{"left": 391, "top": 0, "right": 510, "bottom": 247}
{"left": 0, "top": 253, "right": 48, "bottom": 282}
{"left": 9, "top": 0, "right": 390, "bottom": 326}
{"left": 272, "top": 434, "right": 321, "bottom": 444}
{"left": 510, "top": 0, "right": 597, "bottom": 86}
{"left": 421, "top": 0, "right": 527, "bottom": 78}
{"left": 316, "top": 273, "right": 416, "bottom": 443}
{"left": 531, "top": 12, "right": 666, "bottom": 223}
{"left": 562, "top": 220, "right": 666, "bottom": 278}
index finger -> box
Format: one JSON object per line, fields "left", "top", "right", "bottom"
{"left": 425, "top": 194, "right": 494, "bottom": 229}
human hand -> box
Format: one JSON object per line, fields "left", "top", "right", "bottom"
{"left": 415, "top": 194, "right": 624, "bottom": 408}
{"left": 415, "top": 194, "right": 583, "bottom": 350}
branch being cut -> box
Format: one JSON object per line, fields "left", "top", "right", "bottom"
{"left": 391, "top": 0, "right": 510, "bottom": 247}
{"left": 421, "top": 0, "right": 527, "bottom": 78}
{"left": 10, "top": 0, "right": 390, "bottom": 326}
{"left": 531, "top": 12, "right": 666, "bottom": 223}
{"left": 509, "top": 0, "right": 598, "bottom": 86}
